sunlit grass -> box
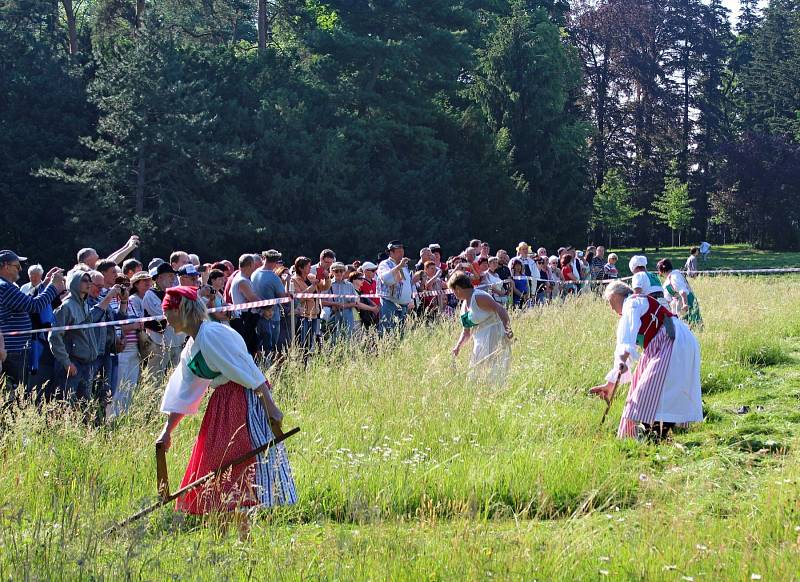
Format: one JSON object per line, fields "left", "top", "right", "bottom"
{"left": 1, "top": 275, "right": 800, "bottom": 579}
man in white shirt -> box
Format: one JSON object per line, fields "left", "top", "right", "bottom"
{"left": 377, "top": 240, "right": 417, "bottom": 336}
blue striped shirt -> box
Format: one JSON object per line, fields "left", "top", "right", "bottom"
{"left": 0, "top": 277, "right": 58, "bottom": 353}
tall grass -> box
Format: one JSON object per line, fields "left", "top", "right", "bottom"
{"left": 1, "top": 275, "right": 800, "bottom": 579}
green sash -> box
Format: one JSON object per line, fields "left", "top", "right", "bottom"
{"left": 187, "top": 350, "right": 221, "bottom": 380}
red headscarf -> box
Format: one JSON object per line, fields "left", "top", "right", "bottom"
{"left": 162, "top": 285, "right": 199, "bottom": 312}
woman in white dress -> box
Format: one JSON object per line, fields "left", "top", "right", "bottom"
{"left": 449, "top": 271, "right": 513, "bottom": 385}
{"left": 590, "top": 280, "right": 703, "bottom": 440}
{"left": 656, "top": 258, "right": 702, "bottom": 326}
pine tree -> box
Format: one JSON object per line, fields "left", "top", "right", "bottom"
{"left": 651, "top": 162, "right": 695, "bottom": 245}
{"left": 591, "top": 169, "right": 643, "bottom": 246}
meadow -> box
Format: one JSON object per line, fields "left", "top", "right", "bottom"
{"left": 1, "top": 269, "right": 800, "bottom": 580}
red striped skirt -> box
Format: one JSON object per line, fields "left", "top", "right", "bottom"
{"left": 617, "top": 327, "right": 674, "bottom": 438}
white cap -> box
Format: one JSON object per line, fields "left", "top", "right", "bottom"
{"left": 360, "top": 261, "right": 378, "bottom": 272}
{"left": 629, "top": 255, "right": 647, "bottom": 272}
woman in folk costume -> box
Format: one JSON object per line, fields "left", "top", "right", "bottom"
{"left": 449, "top": 271, "right": 514, "bottom": 385}
{"left": 155, "top": 286, "right": 297, "bottom": 519}
{"left": 628, "top": 255, "right": 667, "bottom": 306}
{"left": 590, "top": 281, "right": 703, "bottom": 440}
{"left": 656, "top": 258, "right": 702, "bottom": 327}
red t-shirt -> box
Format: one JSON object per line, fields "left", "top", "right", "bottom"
{"left": 561, "top": 266, "right": 576, "bottom": 282}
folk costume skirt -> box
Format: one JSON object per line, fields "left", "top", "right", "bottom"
{"left": 176, "top": 381, "right": 297, "bottom": 514}
{"left": 617, "top": 324, "right": 703, "bottom": 439}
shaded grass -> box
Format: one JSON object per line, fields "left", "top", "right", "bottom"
{"left": 1, "top": 275, "right": 800, "bottom": 578}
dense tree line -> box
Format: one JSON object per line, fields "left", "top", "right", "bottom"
{"left": 1, "top": 0, "right": 798, "bottom": 265}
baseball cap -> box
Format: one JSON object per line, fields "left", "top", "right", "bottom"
{"left": 360, "top": 261, "right": 378, "bottom": 271}
{"left": 330, "top": 261, "right": 346, "bottom": 272}
{"left": 428, "top": 243, "right": 441, "bottom": 252}
{"left": 152, "top": 263, "right": 177, "bottom": 278}
{"left": 387, "top": 240, "right": 404, "bottom": 250}
{"left": 0, "top": 250, "right": 27, "bottom": 263}
{"left": 178, "top": 264, "right": 201, "bottom": 277}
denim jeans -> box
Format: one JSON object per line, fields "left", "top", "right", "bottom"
{"left": 379, "top": 301, "right": 409, "bottom": 337}
{"left": 329, "top": 310, "right": 354, "bottom": 344}
{"left": 297, "top": 317, "right": 320, "bottom": 355}
{"left": 55, "top": 360, "right": 97, "bottom": 405}
{"left": 257, "top": 318, "right": 281, "bottom": 353}
{"left": 94, "top": 352, "right": 119, "bottom": 405}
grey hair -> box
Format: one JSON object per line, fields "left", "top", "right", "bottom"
{"left": 603, "top": 280, "right": 633, "bottom": 302}
{"left": 28, "top": 264, "right": 44, "bottom": 276}
{"left": 77, "top": 248, "right": 97, "bottom": 263}
{"left": 188, "top": 254, "right": 200, "bottom": 266}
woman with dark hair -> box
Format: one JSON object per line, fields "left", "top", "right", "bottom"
{"left": 561, "top": 254, "right": 578, "bottom": 295}
{"left": 202, "top": 269, "right": 231, "bottom": 324}
{"left": 449, "top": 271, "right": 513, "bottom": 384}
{"left": 348, "top": 270, "right": 380, "bottom": 330}
{"left": 290, "top": 256, "right": 330, "bottom": 355}
{"left": 155, "top": 286, "right": 296, "bottom": 529}
{"left": 657, "top": 258, "right": 702, "bottom": 326}
{"left": 509, "top": 259, "right": 529, "bottom": 308}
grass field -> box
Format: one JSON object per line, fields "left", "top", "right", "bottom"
{"left": 2, "top": 270, "right": 800, "bottom": 579}
{"left": 609, "top": 242, "right": 800, "bottom": 271}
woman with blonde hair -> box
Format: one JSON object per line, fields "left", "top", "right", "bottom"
{"left": 155, "top": 286, "right": 296, "bottom": 520}
{"left": 589, "top": 280, "right": 702, "bottom": 440}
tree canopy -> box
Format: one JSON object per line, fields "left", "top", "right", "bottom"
{"left": 2, "top": 0, "right": 799, "bottom": 264}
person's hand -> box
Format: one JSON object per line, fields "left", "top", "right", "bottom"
{"left": 155, "top": 427, "right": 172, "bottom": 452}
{"left": 127, "top": 235, "right": 140, "bottom": 248}
{"left": 106, "top": 286, "right": 121, "bottom": 299}
{"left": 0, "top": 347, "right": 6, "bottom": 363}
{"left": 66, "top": 363, "right": 78, "bottom": 378}
{"left": 504, "top": 327, "right": 514, "bottom": 340}
{"left": 269, "top": 416, "right": 284, "bottom": 439}
{"left": 452, "top": 344, "right": 461, "bottom": 358}
{"left": 589, "top": 382, "right": 613, "bottom": 401}
{"left": 51, "top": 270, "right": 66, "bottom": 292}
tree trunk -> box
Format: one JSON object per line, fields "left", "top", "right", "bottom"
{"left": 136, "top": 144, "right": 146, "bottom": 217}
{"left": 62, "top": 0, "right": 78, "bottom": 55}
{"left": 257, "top": 0, "right": 267, "bottom": 51}
{"left": 136, "top": 0, "right": 146, "bottom": 30}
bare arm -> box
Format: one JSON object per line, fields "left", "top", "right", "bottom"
{"left": 475, "top": 293, "right": 512, "bottom": 335}
{"left": 105, "top": 236, "right": 139, "bottom": 265}
{"left": 155, "top": 412, "right": 186, "bottom": 451}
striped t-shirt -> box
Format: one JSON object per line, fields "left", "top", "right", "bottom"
{"left": 0, "top": 278, "right": 58, "bottom": 353}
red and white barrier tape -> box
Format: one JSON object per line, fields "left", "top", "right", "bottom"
{"left": 7, "top": 267, "right": 796, "bottom": 337}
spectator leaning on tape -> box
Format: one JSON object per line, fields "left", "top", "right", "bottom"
{"left": 377, "top": 241, "right": 417, "bottom": 335}
{"left": 0, "top": 250, "right": 65, "bottom": 393}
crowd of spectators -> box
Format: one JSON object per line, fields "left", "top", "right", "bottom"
{"left": 0, "top": 235, "right": 632, "bottom": 422}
